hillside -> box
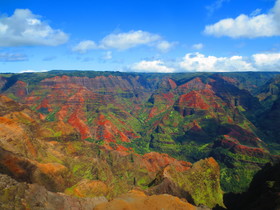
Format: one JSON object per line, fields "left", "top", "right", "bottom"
{"left": 0, "top": 71, "right": 280, "bottom": 209}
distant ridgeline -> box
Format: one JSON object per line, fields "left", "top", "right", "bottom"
{"left": 1, "top": 70, "right": 280, "bottom": 195}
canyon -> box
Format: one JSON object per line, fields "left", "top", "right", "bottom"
{"left": 0, "top": 71, "right": 280, "bottom": 209}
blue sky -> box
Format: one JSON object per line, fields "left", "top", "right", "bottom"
{"left": 0, "top": 0, "right": 279, "bottom": 73}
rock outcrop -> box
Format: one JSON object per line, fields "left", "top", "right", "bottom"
{"left": 148, "top": 158, "right": 224, "bottom": 208}
{"left": 0, "top": 173, "right": 107, "bottom": 210}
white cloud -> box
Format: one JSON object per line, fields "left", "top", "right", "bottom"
{"left": 100, "top": 30, "right": 160, "bottom": 50}
{"left": 180, "top": 52, "right": 255, "bottom": 72}
{"left": 192, "top": 43, "right": 204, "bottom": 50}
{"left": 20, "top": 69, "right": 48, "bottom": 73}
{"left": 204, "top": 0, "right": 280, "bottom": 38}
{"left": 73, "top": 30, "right": 174, "bottom": 53}
{"left": 253, "top": 53, "right": 280, "bottom": 69}
{"left": 0, "top": 53, "right": 28, "bottom": 62}
{"left": 0, "top": 9, "right": 68, "bottom": 46}
{"left": 126, "top": 52, "right": 280, "bottom": 73}
{"left": 131, "top": 60, "right": 175, "bottom": 73}
{"left": 179, "top": 52, "right": 280, "bottom": 72}
{"left": 72, "top": 40, "right": 97, "bottom": 53}
{"left": 156, "top": 41, "right": 175, "bottom": 52}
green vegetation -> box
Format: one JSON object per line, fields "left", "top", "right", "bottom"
{"left": 6, "top": 93, "right": 19, "bottom": 101}
{"left": 212, "top": 147, "right": 270, "bottom": 192}
{"left": 1, "top": 70, "right": 280, "bottom": 200}
{"left": 45, "top": 107, "right": 60, "bottom": 122}
{"left": 168, "top": 161, "right": 224, "bottom": 208}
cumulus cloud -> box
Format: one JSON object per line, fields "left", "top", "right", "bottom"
{"left": 204, "top": 0, "right": 280, "bottom": 38}
{"left": 0, "top": 53, "right": 28, "bottom": 62}
{"left": 131, "top": 60, "right": 175, "bottom": 73}
{"left": 192, "top": 43, "right": 204, "bottom": 50}
{"left": 0, "top": 9, "right": 68, "bottom": 47}
{"left": 253, "top": 53, "right": 280, "bottom": 69}
{"left": 72, "top": 30, "right": 174, "bottom": 53}
{"left": 180, "top": 53, "right": 255, "bottom": 72}
{"left": 72, "top": 40, "right": 97, "bottom": 53}
{"left": 126, "top": 52, "right": 280, "bottom": 73}
{"left": 99, "top": 30, "right": 160, "bottom": 50}
{"left": 179, "top": 52, "right": 280, "bottom": 72}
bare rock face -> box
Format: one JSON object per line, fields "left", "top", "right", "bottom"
{"left": 0, "top": 173, "right": 107, "bottom": 210}
{"left": 0, "top": 147, "right": 71, "bottom": 192}
{"left": 94, "top": 190, "right": 199, "bottom": 210}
